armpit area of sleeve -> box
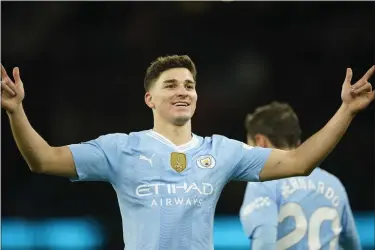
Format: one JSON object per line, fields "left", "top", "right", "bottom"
{"left": 250, "top": 147, "right": 273, "bottom": 182}
{"left": 67, "top": 144, "right": 89, "bottom": 182}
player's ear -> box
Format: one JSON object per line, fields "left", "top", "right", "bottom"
{"left": 263, "top": 137, "right": 275, "bottom": 148}
{"left": 246, "top": 135, "right": 256, "bottom": 147}
{"left": 254, "top": 134, "right": 268, "bottom": 148}
{"left": 145, "top": 92, "right": 155, "bottom": 109}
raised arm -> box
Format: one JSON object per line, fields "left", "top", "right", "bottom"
{"left": 259, "top": 66, "right": 375, "bottom": 181}
{"left": 1, "top": 65, "right": 77, "bottom": 177}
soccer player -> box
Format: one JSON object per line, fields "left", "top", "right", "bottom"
{"left": 240, "top": 102, "right": 362, "bottom": 250}
{"left": 1, "top": 55, "right": 373, "bottom": 249}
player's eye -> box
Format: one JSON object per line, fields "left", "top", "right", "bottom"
{"left": 186, "top": 85, "right": 195, "bottom": 89}
{"left": 165, "top": 85, "right": 174, "bottom": 88}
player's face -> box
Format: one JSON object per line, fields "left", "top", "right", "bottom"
{"left": 146, "top": 68, "right": 197, "bottom": 126}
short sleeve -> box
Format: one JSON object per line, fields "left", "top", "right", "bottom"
{"left": 240, "top": 181, "right": 278, "bottom": 237}
{"left": 68, "top": 133, "right": 127, "bottom": 183}
{"left": 230, "top": 141, "right": 272, "bottom": 182}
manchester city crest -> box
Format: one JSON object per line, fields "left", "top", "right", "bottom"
{"left": 196, "top": 155, "right": 216, "bottom": 169}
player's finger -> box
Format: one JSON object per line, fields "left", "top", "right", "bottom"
{"left": 361, "top": 65, "right": 375, "bottom": 81}
{"left": 4, "top": 79, "right": 17, "bottom": 93}
{"left": 351, "top": 78, "right": 369, "bottom": 91}
{"left": 353, "top": 82, "right": 372, "bottom": 95}
{"left": 1, "top": 81, "right": 16, "bottom": 96}
{"left": 344, "top": 68, "right": 352, "bottom": 85}
{"left": 13, "top": 67, "right": 22, "bottom": 84}
{"left": 370, "top": 90, "right": 375, "bottom": 102}
{"left": 351, "top": 66, "right": 374, "bottom": 90}
{"left": 1, "top": 64, "right": 9, "bottom": 80}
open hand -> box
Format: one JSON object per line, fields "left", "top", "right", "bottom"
{"left": 341, "top": 65, "right": 375, "bottom": 115}
{"left": 1, "top": 65, "right": 25, "bottom": 114}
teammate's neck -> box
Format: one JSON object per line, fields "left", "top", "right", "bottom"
{"left": 153, "top": 119, "right": 192, "bottom": 146}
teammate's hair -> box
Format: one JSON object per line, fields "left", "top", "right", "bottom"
{"left": 144, "top": 55, "right": 197, "bottom": 91}
{"left": 245, "top": 101, "right": 302, "bottom": 149}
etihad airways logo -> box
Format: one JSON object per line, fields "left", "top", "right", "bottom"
{"left": 135, "top": 182, "right": 214, "bottom": 207}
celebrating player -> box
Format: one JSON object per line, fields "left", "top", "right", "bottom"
{"left": 1, "top": 55, "right": 373, "bottom": 249}
{"left": 239, "top": 101, "right": 361, "bottom": 250}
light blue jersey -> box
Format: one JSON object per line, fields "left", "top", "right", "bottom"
{"left": 68, "top": 130, "right": 272, "bottom": 250}
{"left": 240, "top": 168, "right": 361, "bottom": 250}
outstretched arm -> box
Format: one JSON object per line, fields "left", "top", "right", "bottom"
{"left": 8, "top": 104, "right": 76, "bottom": 177}
{"left": 259, "top": 66, "right": 375, "bottom": 181}
{"left": 2, "top": 65, "right": 77, "bottom": 177}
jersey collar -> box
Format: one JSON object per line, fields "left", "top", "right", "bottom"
{"left": 146, "top": 130, "right": 199, "bottom": 152}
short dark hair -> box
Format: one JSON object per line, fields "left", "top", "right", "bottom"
{"left": 144, "top": 55, "right": 197, "bottom": 91}
{"left": 245, "top": 101, "right": 302, "bottom": 148}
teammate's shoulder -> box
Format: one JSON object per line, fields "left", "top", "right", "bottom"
{"left": 315, "top": 168, "right": 348, "bottom": 192}
{"left": 317, "top": 168, "right": 342, "bottom": 182}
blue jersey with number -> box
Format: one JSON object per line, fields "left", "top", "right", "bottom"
{"left": 240, "top": 168, "right": 361, "bottom": 250}
{"left": 68, "top": 130, "right": 272, "bottom": 250}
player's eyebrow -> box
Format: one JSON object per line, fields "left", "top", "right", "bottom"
{"left": 163, "top": 79, "right": 196, "bottom": 84}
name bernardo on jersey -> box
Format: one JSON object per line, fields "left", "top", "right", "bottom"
{"left": 281, "top": 177, "right": 340, "bottom": 207}
{"left": 136, "top": 182, "right": 214, "bottom": 207}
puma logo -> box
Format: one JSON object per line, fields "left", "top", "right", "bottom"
{"left": 139, "top": 153, "right": 155, "bottom": 167}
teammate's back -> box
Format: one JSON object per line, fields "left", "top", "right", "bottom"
{"left": 240, "top": 102, "right": 361, "bottom": 250}
{"left": 241, "top": 168, "right": 361, "bottom": 250}
{"left": 277, "top": 167, "right": 360, "bottom": 249}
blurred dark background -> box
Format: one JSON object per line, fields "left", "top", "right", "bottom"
{"left": 1, "top": 1, "right": 374, "bottom": 249}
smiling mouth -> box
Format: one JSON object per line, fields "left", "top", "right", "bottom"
{"left": 173, "top": 102, "right": 190, "bottom": 107}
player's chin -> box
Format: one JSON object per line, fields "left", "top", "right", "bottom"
{"left": 171, "top": 114, "right": 192, "bottom": 126}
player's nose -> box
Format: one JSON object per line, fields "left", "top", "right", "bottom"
{"left": 175, "top": 84, "right": 189, "bottom": 96}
